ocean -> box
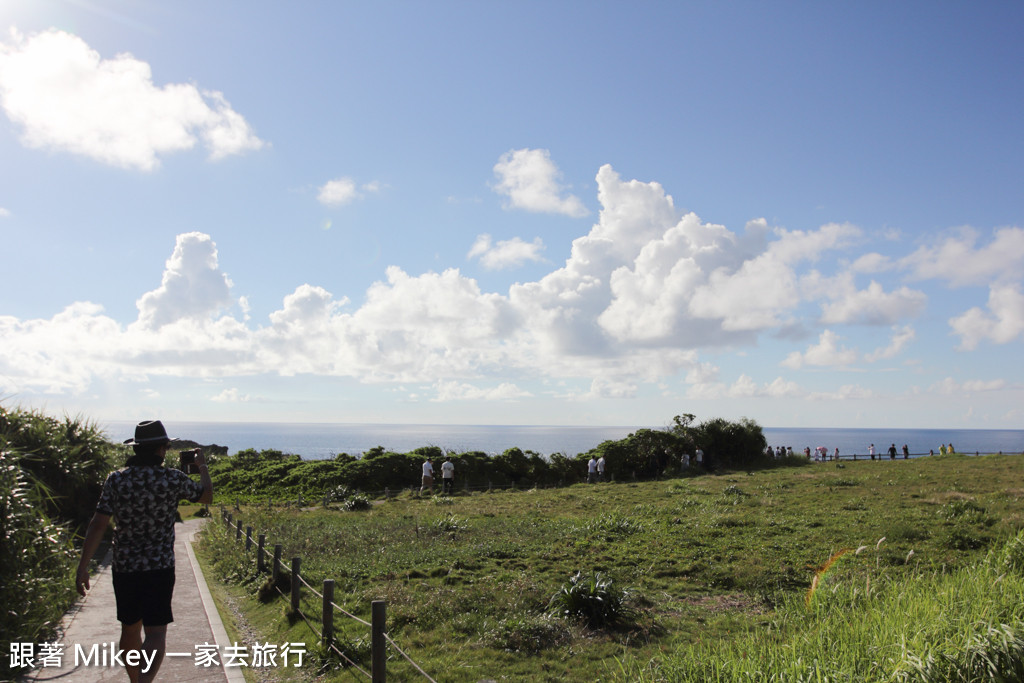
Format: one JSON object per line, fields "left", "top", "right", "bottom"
{"left": 100, "top": 421, "right": 1024, "bottom": 461}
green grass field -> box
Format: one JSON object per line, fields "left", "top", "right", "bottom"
{"left": 195, "top": 454, "right": 1024, "bottom": 681}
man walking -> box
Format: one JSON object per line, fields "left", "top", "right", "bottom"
{"left": 441, "top": 456, "right": 455, "bottom": 495}
{"left": 421, "top": 457, "right": 434, "bottom": 495}
{"left": 75, "top": 420, "right": 213, "bottom": 683}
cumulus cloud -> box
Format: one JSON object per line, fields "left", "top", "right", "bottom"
{"left": 819, "top": 280, "right": 927, "bottom": 325}
{"left": 949, "top": 284, "right": 1024, "bottom": 350}
{"left": 492, "top": 148, "right": 588, "bottom": 217}
{"left": 135, "top": 232, "right": 236, "bottom": 329}
{"left": 1, "top": 163, "right": 1019, "bottom": 411}
{"left": 317, "top": 177, "right": 381, "bottom": 206}
{"left": 782, "top": 330, "right": 859, "bottom": 369}
{"left": 0, "top": 28, "right": 263, "bottom": 170}
{"left": 467, "top": 234, "right": 545, "bottom": 270}
{"left": 901, "top": 226, "right": 1024, "bottom": 287}
{"left": 688, "top": 222, "right": 861, "bottom": 331}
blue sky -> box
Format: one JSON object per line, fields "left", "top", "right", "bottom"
{"left": 1, "top": 1, "right": 1022, "bottom": 429}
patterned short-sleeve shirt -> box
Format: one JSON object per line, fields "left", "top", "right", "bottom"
{"left": 95, "top": 465, "right": 205, "bottom": 572}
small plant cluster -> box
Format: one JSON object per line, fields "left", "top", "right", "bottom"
{"left": 547, "top": 570, "right": 633, "bottom": 627}
{"left": 343, "top": 494, "right": 371, "bottom": 511}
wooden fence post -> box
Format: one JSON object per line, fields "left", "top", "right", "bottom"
{"left": 322, "top": 580, "right": 334, "bottom": 644}
{"left": 290, "top": 557, "right": 301, "bottom": 612}
{"left": 235, "top": 520, "right": 242, "bottom": 541}
{"left": 371, "top": 600, "right": 386, "bottom": 683}
{"left": 257, "top": 534, "right": 266, "bottom": 573}
{"left": 273, "top": 544, "right": 282, "bottom": 584}
{"left": 245, "top": 526, "right": 253, "bottom": 551}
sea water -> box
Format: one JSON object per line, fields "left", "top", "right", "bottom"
{"left": 101, "top": 421, "right": 1024, "bottom": 460}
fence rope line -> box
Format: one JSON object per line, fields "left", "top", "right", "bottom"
{"left": 269, "top": 581, "right": 372, "bottom": 678}
{"left": 382, "top": 632, "right": 438, "bottom": 683}
{"left": 219, "top": 509, "right": 435, "bottom": 681}
{"left": 326, "top": 642, "right": 372, "bottom": 680}
{"left": 329, "top": 600, "right": 371, "bottom": 628}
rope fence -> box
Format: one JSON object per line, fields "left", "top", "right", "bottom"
{"left": 218, "top": 508, "right": 436, "bottom": 683}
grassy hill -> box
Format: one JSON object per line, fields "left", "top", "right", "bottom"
{"left": 197, "top": 452, "right": 1024, "bottom": 681}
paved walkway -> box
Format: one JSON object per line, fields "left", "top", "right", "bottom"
{"left": 24, "top": 518, "right": 244, "bottom": 683}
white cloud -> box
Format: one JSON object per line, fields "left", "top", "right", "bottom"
{"left": 211, "top": 388, "right": 254, "bottom": 402}
{"left": 819, "top": 280, "right": 927, "bottom": 325}
{"left": 931, "top": 377, "right": 1007, "bottom": 395}
{"left": 850, "top": 252, "right": 892, "bottom": 273}
{"left": 468, "top": 234, "right": 545, "bottom": 270}
{"left": 317, "top": 177, "right": 381, "bottom": 206}
{"left": 430, "top": 380, "right": 531, "bottom": 402}
{"left": 782, "top": 330, "right": 858, "bottom": 369}
{"left": 949, "top": 284, "right": 1024, "bottom": 350}
{"left": 0, "top": 207, "right": 10, "bottom": 218}
{"left": 0, "top": 28, "right": 263, "bottom": 170}
{"left": 865, "top": 325, "right": 915, "bottom": 362}
{"left": 492, "top": 148, "right": 588, "bottom": 217}
{"left": 135, "top": 232, "right": 236, "bottom": 329}
{"left": 688, "top": 222, "right": 861, "bottom": 331}
{"left": 2, "top": 163, "right": 1019, "bottom": 416}
{"left": 901, "top": 226, "right": 1024, "bottom": 287}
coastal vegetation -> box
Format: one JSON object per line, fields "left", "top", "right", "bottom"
{"left": 0, "top": 405, "right": 123, "bottom": 678}
{"left": 197, "top": 451, "right": 1024, "bottom": 681}
{"left": 5, "top": 403, "right": 1024, "bottom": 680}
{"left": 204, "top": 413, "right": 773, "bottom": 501}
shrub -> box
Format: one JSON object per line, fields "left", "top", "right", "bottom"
{"left": 548, "top": 571, "right": 632, "bottom": 627}
{"left": 343, "top": 495, "right": 371, "bottom": 511}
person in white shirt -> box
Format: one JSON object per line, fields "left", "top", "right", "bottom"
{"left": 596, "top": 456, "right": 606, "bottom": 482}
{"left": 421, "top": 458, "right": 434, "bottom": 495}
{"left": 587, "top": 456, "right": 598, "bottom": 484}
{"left": 440, "top": 456, "right": 455, "bottom": 495}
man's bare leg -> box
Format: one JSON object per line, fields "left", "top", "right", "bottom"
{"left": 138, "top": 625, "right": 167, "bottom": 683}
{"left": 119, "top": 621, "right": 143, "bottom": 683}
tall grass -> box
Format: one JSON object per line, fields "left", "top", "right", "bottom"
{"left": 0, "top": 405, "right": 120, "bottom": 679}
{"left": 619, "top": 531, "right": 1024, "bottom": 682}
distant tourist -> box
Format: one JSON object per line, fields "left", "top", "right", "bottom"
{"left": 681, "top": 452, "right": 690, "bottom": 470}
{"left": 869, "top": 444, "right": 876, "bottom": 461}
{"left": 587, "top": 456, "right": 598, "bottom": 483}
{"left": 695, "top": 448, "right": 704, "bottom": 467}
{"left": 834, "top": 447, "right": 840, "bottom": 461}
{"left": 441, "top": 456, "right": 455, "bottom": 495}
{"left": 902, "top": 444, "right": 909, "bottom": 459}
{"left": 940, "top": 444, "right": 947, "bottom": 455}
{"left": 597, "top": 455, "right": 606, "bottom": 482}
{"left": 787, "top": 446, "right": 794, "bottom": 457}
{"left": 888, "top": 444, "right": 897, "bottom": 460}
{"left": 76, "top": 420, "right": 213, "bottom": 683}
{"left": 948, "top": 443, "right": 955, "bottom": 455}
{"left": 421, "top": 457, "right": 434, "bottom": 494}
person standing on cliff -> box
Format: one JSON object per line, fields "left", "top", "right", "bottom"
{"left": 421, "top": 457, "right": 434, "bottom": 495}
{"left": 75, "top": 420, "right": 213, "bottom": 683}
{"left": 440, "top": 456, "right": 455, "bottom": 495}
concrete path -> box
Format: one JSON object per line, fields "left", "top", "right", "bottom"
{"left": 24, "top": 518, "right": 245, "bottom": 683}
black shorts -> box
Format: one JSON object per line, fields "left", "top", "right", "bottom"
{"left": 112, "top": 567, "right": 176, "bottom": 626}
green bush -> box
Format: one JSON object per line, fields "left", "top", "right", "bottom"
{"left": 547, "top": 571, "right": 632, "bottom": 627}
{"left": 0, "top": 406, "right": 119, "bottom": 679}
